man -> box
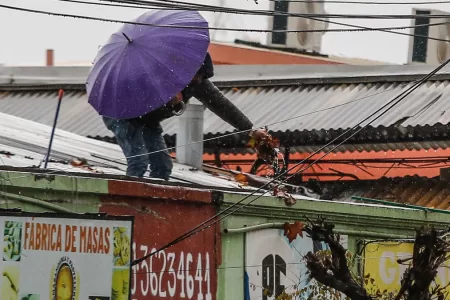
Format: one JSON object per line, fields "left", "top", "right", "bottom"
{"left": 103, "top": 52, "right": 257, "bottom": 180}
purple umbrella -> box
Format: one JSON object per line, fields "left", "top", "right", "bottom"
{"left": 86, "top": 10, "right": 210, "bottom": 119}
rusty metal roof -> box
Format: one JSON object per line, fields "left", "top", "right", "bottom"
{"left": 323, "top": 176, "right": 450, "bottom": 210}
{"left": 2, "top": 64, "right": 450, "bottom": 152}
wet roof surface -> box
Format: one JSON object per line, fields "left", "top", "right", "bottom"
{"left": 0, "top": 112, "right": 258, "bottom": 190}
{"left": 1, "top": 64, "right": 450, "bottom": 153}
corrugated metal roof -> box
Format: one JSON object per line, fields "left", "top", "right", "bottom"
{"left": 0, "top": 112, "right": 258, "bottom": 190}
{"left": 2, "top": 80, "right": 450, "bottom": 144}
{"left": 1, "top": 112, "right": 446, "bottom": 211}
{"left": 3, "top": 64, "right": 450, "bottom": 153}
{"left": 3, "top": 64, "right": 450, "bottom": 86}
{"left": 324, "top": 176, "right": 450, "bottom": 210}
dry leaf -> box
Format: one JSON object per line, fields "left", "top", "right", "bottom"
{"left": 284, "top": 194, "right": 297, "bottom": 206}
{"left": 235, "top": 173, "right": 249, "bottom": 185}
{"left": 283, "top": 221, "right": 304, "bottom": 243}
{"left": 247, "top": 138, "right": 256, "bottom": 148}
{"left": 263, "top": 288, "right": 272, "bottom": 297}
{"left": 248, "top": 129, "right": 279, "bottom": 164}
{"left": 70, "top": 158, "right": 103, "bottom": 174}
{"left": 273, "top": 186, "right": 297, "bottom": 206}
{"left": 70, "top": 158, "right": 88, "bottom": 166}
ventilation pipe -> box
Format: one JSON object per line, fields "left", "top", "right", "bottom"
{"left": 175, "top": 100, "right": 204, "bottom": 170}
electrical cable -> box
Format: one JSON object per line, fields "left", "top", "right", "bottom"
{"left": 2, "top": 1, "right": 446, "bottom": 43}
{"left": 2, "top": 2, "right": 448, "bottom": 265}
{"left": 130, "top": 58, "right": 450, "bottom": 266}
{"left": 3, "top": 79, "right": 424, "bottom": 182}
{"left": 60, "top": 0, "right": 450, "bottom": 36}
{"left": 2, "top": 0, "right": 450, "bottom": 255}
{"left": 60, "top": 0, "right": 155, "bottom": 9}
{"left": 110, "top": 0, "right": 450, "bottom": 43}
{"left": 103, "top": 0, "right": 450, "bottom": 20}
{"left": 108, "top": 0, "right": 450, "bottom": 44}
{"left": 58, "top": 0, "right": 450, "bottom": 12}
{"left": 92, "top": 0, "right": 450, "bottom": 5}
{"left": 99, "top": 0, "right": 450, "bottom": 45}
{"left": 266, "top": 0, "right": 450, "bottom": 4}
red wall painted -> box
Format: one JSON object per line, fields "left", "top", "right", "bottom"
{"left": 100, "top": 193, "right": 220, "bottom": 300}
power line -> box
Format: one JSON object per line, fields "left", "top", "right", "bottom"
{"left": 2, "top": 0, "right": 450, "bottom": 253}
{"left": 267, "top": 0, "right": 450, "bottom": 4}
{"left": 2, "top": 73, "right": 441, "bottom": 181}
{"left": 130, "top": 251, "right": 411, "bottom": 275}
{"left": 4, "top": 79, "right": 419, "bottom": 180}
{"left": 103, "top": 0, "right": 450, "bottom": 19}
{"left": 99, "top": 0, "right": 450, "bottom": 42}
{"left": 60, "top": 0, "right": 450, "bottom": 10}
{"left": 60, "top": 0, "right": 153, "bottom": 9}
{"left": 62, "top": 0, "right": 450, "bottom": 34}
{"left": 3, "top": 3, "right": 450, "bottom": 43}
{"left": 130, "top": 58, "right": 450, "bottom": 266}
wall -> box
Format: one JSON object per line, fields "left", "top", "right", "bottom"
{"left": 363, "top": 241, "right": 450, "bottom": 295}
{"left": 3, "top": 171, "right": 450, "bottom": 300}
{"left": 0, "top": 171, "right": 221, "bottom": 300}
{"left": 208, "top": 43, "right": 343, "bottom": 65}
{"left": 217, "top": 193, "right": 450, "bottom": 300}
{"left": 99, "top": 187, "right": 220, "bottom": 300}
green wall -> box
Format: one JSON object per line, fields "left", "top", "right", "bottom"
{"left": 217, "top": 193, "right": 450, "bottom": 300}
{"left": 0, "top": 171, "right": 108, "bottom": 213}
{"left": 2, "top": 170, "right": 450, "bottom": 300}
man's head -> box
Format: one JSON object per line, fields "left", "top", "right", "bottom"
{"left": 196, "top": 52, "right": 214, "bottom": 80}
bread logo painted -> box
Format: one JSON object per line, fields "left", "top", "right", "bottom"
{"left": 51, "top": 256, "right": 79, "bottom": 300}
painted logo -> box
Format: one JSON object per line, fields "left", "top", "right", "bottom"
{"left": 51, "top": 256, "right": 79, "bottom": 300}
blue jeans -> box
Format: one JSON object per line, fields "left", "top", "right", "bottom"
{"left": 102, "top": 117, "right": 173, "bottom": 180}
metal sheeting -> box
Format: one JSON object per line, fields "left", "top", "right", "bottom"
{"left": 328, "top": 176, "right": 450, "bottom": 210}
{"left": 0, "top": 112, "right": 253, "bottom": 189}
{"left": 3, "top": 64, "right": 450, "bottom": 86}
{"left": 0, "top": 90, "right": 110, "bottom": 138}
{"left": 2, "top": 80, "right": 450, "bottom": 139}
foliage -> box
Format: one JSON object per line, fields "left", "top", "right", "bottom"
{"left": 278, "top": 217, "right": 450, "bottom": 300}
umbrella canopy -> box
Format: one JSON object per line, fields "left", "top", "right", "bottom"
{"left": 86, "top": 10, "right": 210, "bottom": 119}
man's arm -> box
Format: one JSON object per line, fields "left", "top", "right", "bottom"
{"left": 187, "top": 79, "right": 253, "bottom": 131}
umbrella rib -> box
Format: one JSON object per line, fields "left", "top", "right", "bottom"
{"left": 134, "top": 52, "right": 169, "bottom": 109}
{"left": 143, "top": 48, "right": 185, "bottom": 83}
{"left": 111, "top": 45, "right": 132, "bottom": 118}
{"left": 139, "top": 46, "right": 189, "bottom": 92}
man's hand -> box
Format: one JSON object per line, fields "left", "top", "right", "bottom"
{"left": 248, "top": 128, "right": 280, "bottom": 163}
{"left": 249, "top": 128, "right": 270, "bottom": 142}
{"left": 168, "top": 92, "right": 183, "bottom": 106}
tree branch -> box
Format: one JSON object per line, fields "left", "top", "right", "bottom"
{"left": 303, "top": 217, "right": 372, "bottom": 300}
{"left": 299, "top": 217, "right": 450, "bottom": 300}
{"left": 396, "top": 226, "right": 450, "bottom": 300}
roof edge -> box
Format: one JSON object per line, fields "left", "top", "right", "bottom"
{"left": 2, "top": 64, "right": 450, "bottom": 88}
{"left": 222, "top": 193, "right": 450, "bottom": 228}
{"left": 0, "top": 168, "right": 218, "bottom": 204}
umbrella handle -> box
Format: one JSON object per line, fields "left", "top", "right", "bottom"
{"left": 172, "top": 101, "right": 186, "bottom": 116}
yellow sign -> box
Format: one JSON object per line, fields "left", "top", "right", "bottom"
{"left": 364, "top": 242, "right": 450, "bottom": 294}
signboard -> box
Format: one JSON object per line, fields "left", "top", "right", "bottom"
{"left": 0, "top": 212, "right": 133, "bottom": 300}
{"left": 100, "top": 199, "right": 218, "bottom": 300}
{"left": 364, "top": 242, "right": 450, "bottom": 294}
{"left": 245, "top": 229, "right": 347, "bottom": 300}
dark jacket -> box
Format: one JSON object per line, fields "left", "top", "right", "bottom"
{"left": 137, "top": 52, "right": 253, "bottom": 131}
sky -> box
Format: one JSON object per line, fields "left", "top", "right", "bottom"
{"left": 1, "top": 0, "right": 450, "bottom": 66}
